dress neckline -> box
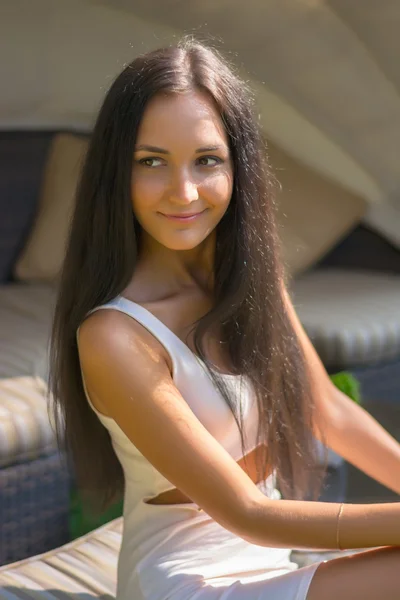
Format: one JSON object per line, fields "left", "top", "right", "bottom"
{"left": 117, "top": 295, "right": 242, "bottom": 380}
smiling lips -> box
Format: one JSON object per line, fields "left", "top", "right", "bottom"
{"left": 160, "top": 210, "right": 206, "bottom": 222}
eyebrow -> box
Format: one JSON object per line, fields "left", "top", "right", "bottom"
{"left": 134, "top": 144, "right": 226, "bottom": 154}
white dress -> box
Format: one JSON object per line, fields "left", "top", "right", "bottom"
{"left": 77, "top": 296, "right": 322, "bottom": 600}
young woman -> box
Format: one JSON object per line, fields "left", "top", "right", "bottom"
{"left": 50, "top": 38, "right": 400, "bottom": 600}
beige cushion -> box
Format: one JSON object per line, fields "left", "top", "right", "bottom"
{"left": 269, "top": 142, "right": 366, "bottom": 276}
{"left": 14, "top": 134, "right": 88, "bottom": 282}
{"left": 0, "top": 376, "right": 56, "bottom": 468}
{"left": 0, "top": 518, "right": 122, "bottom": 598}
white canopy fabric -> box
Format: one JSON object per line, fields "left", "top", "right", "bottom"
{"left": 2, "top": 0, "right": 400, "bottom": 243}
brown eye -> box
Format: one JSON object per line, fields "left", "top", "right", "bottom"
{"left": 138, "top": 157, "right": 163, "bottom": 168}
{"left": 197, "top": 156, "right": 222, "bottom": 167}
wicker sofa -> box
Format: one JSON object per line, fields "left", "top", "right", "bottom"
{"left": 0, "top": 132, "right": 73, "bottom": 566}
{"left": 1, "top": 130, "right": 400, "bottom": 573}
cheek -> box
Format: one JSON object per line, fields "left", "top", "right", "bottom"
{"left": 131, "top": 173, "right": 164, "bottom": 211}
{"left": 201, "top": 172, "right": 233, "bottom": 207}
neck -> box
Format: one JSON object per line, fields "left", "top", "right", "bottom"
{"left": 137, "top": 231, "right": 216, "bottom": 296}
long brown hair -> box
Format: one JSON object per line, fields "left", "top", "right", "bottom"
{"left": 49, "top": 36, "right": 324, "bottom": 511}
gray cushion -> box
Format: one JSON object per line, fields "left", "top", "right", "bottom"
{"left": 0, "top": 283, "right": 56, "bottom": 380}
{"left": 0, "top": 376, "right": 57, "bottom": 468}
{"left": 292, "top": 269, "right": 400, "bottom": 368}
{"left": 0, "top": 283, "right": 58, "bottom": 467}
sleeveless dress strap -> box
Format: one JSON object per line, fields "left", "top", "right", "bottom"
{"left": 82, "top": 295, "right": 200, "bottom": 379}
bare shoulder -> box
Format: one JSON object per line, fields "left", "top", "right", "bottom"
{"left": 78, "top": 308, "right": 172, "bottom": 373}
{"left": 77, "top": 308, "right": 172, "bottom": 415}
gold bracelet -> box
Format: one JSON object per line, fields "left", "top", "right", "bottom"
{"left": 336, "top": 503, "right": 344, "bottom": 550}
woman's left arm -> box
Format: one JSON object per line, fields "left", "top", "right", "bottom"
{"left": 282, "top": 283, "right": 400, "bottom": 496}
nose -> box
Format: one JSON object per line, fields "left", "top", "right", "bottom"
{"left": 170, "top": 170, "right": 199, "bottom": 205}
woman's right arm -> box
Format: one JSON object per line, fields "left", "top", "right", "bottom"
{"left": 78, "top": 310, "right": 400, "bottom": 552}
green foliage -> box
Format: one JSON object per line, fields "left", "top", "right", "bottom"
{"left": 69, "top": 488, "right": 123, "bottom": 540}
{"left": 329, "top": 371, "right": 362, "bottom": 404}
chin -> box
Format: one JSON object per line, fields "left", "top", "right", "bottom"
{"left": 161, "top": 240, "right": 205, "bottom": 251}
{"left": 157, "top": 232, "right": 211, "bottom": 251}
